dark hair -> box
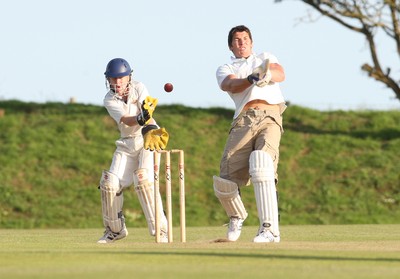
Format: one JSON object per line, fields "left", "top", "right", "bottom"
{"left": 228, "top": 25, "right": 253, "bottom": 47}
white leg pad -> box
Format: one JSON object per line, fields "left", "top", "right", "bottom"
{"left": 213, "top": 176, "right": 248, "bottom": 220}
{"left": 100, "top": 170, "right": 125, "bottom": 233}
{"left": 134, "top": 168, "right": 167, "bottom": 235}
{"left": 249, "top": 151, "right": 280, "bottom": 236}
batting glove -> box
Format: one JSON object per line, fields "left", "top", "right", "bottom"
{"left": 247, "top": 59, "right": 272, "bottom": 87}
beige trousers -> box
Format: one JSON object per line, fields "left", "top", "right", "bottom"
{"left": 219, "top": 107, "right": 283, "bottom": 187}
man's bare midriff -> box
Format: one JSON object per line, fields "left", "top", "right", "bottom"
{"left": 242, "top": 99, "right": 279, "bottom": 113}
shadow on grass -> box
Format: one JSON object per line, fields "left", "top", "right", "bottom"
{"left": 83, "top": 250, "right": 400, "bottom": 263}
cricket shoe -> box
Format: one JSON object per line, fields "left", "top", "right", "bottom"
{"left": 227, "top": 217, "right": 245, "bottom": 242}
{"left": 253, "top": 228, "right": 280, "bottom": 243}
{"left": 97, "top": 226, "right": 128, "bottom": 244}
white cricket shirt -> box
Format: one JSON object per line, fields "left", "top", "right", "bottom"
{"left": 216, "top": 52, "right": 286, "bottom": 119}
{"left": 103, "top": 81, "right": 149, "bottom": 138}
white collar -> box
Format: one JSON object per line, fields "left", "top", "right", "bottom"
{"left": 230, "top": 53, "right": 255, "bottom": 64}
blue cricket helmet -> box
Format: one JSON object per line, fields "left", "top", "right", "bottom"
{"left": 104, "top": 58, "right": 133, "bottom": 78}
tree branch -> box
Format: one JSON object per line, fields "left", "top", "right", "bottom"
{"left": 277, "top": 0, "right": 400, "bottom": 102}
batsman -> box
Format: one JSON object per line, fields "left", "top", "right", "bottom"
{"left": 98, "top": 58, "right": 169, "bottom": 243}
{"left": 214, "top": 25, "right": 286, "bottom": 243}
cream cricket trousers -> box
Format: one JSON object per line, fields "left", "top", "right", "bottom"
{"left": 219, "top": 106, "right": 283, "bottom": 187}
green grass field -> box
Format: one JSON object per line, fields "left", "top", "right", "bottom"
{"left": 1, "top": 101, "right": 400, "bottom": 229}
{"left": 1, "top": 225, "right": 399, "bottom": 279}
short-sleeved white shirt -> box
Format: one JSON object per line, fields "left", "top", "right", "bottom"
{"left": 103, "top": 80, "right": 149, "bottom": 138}
{"left": 216, "top": 52, "right": 286, "bottom": 119}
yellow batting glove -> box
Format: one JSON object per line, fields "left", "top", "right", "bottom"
{"left": 143, "top": 126, "right": 169, "bottom": 151}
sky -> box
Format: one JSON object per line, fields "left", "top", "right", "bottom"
{"left": 1, "top": 0, "right": 399, "bottom": 111}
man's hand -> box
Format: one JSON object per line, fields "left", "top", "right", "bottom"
{"left": 142, "top": 125, "right": 169, "bottom": 151}
{"left": 247, "top": 59, "right": 272, "bottom": 87}
{"left": 136, "top": 96, "right": 158, "bottom": 126}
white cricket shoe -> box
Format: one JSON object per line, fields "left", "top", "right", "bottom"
{"left": 253, "top": 228, "right": 280, "bottom": 243}
{"left": 227, "top": 217, "right": 245, "bottom": 242}
{"left": 97, "top": 226, "right": 128, "bottom": 244}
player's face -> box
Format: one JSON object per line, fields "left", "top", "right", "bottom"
{"left": 230, "top": 31, "right": 253, "bottom": 58}
{"left": 108, "top": 75, "right": 130, "bottom": 96}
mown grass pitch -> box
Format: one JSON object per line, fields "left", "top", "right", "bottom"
{"left": 0, "top": 224, "right": 399, "bottom": 279}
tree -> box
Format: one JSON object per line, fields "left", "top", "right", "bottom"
{"left": 277, "top": 0, "right": 400, "bottom": 102}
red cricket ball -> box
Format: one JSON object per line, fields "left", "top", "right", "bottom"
{"left": 164, "top": 83, "right": 173, "bottom": 93}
